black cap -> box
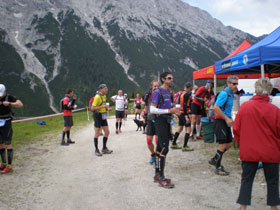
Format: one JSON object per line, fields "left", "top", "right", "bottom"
{"left": 98, "top": 84, "right": 107, "bottom": 89}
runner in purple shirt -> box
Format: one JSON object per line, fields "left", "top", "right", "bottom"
{"left": 150, "top": 72, "right": 180, "bottom": 189}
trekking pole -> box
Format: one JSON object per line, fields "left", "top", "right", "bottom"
{"left": 87, "top": 107, "right": 90, "bottom": 121}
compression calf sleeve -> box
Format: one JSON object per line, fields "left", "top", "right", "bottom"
{"left": 62, "top": 131, "right": 66, "bottom": 140}
{"left": 103, "top": 137, "right": 108, "bottom": 149}
{"left": 214, "top": 150, "right": 224, "bottom": 168}
{"left": 66, "top": 131, "right": 70, "bottom": 139}
{"left": 159, "top": 156, "right": 165, "bottom": 178}
{"left": 155, "top": 154, "right": 160, "bottom": 175}
{"left": 94, "top": 138, "right": 98, "bottom": 150}
{"left": 115, "top": 122, "right": 118, "bottom": 130}
{"left": 183, "top": 133, "right": 190, "bottom": 147}
{"left": 0, "top": 148, "right": 6, "bottom": 164}
{"left": 172, "top": 132, "right": 180, "bottom": 145}
{"left": 119, "top": 122, "right": 122, "bottom": 129}
{"left": 7, "top": 149, "right": 13, "bottom": 165}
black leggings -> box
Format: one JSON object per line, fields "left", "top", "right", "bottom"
{"left": 154, "top": 116, "right": 170, "bottom": 156}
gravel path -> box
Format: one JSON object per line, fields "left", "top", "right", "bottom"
{"left": 0, "top": 115, "right": 270, "bottom": 210}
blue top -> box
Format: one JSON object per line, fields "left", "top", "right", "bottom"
{"left": 151, "top": 87, "right": 172, "bottom": 109}
{"left": 215, "top": 87, "right": 234, "bottom": 118}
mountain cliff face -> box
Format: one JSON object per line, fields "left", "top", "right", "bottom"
{"left": 0, "top": 0, "right": 258, "bottom": 116}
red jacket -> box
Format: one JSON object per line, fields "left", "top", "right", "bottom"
{"left": 233, "top": 95, "right": 280, "bottom": 163}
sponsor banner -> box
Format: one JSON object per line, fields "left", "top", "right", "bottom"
{"left": 221, "top": 54, "right": 248, "bottom": 71}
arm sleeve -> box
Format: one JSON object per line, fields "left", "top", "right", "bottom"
{"left": 8, "top": 95, "right": 17, "bottom": 103}
{"left": 150, "top": 106, "right": 169, "bottom": 115}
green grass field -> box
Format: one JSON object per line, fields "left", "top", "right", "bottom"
{"left": 11, "top": 102, "right": 137, "bottom": 148}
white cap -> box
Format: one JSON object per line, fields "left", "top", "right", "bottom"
{"left": 0, "top": 84, "right": 6, "bottom": 97}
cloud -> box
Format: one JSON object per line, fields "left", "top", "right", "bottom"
{"left": 182, "top": 0, "right": 280, "bottom": 36}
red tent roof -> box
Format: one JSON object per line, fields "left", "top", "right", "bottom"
{"left": 193, "top": 40, "right": 253, "bottom": 80}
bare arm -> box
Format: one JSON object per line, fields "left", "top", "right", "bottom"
{"left": 213, "top": 104, "right": 233, "bottom": 126}
{"left": 2, "top": 99, "right": 23, "bottom": 108}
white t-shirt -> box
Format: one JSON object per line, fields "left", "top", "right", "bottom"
{"left": 112, "top": 95, "right": 125, "bottom": 111}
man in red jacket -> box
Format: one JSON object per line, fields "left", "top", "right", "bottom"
{"left": 233, "top": 78, "right": 280, "bottom": 210}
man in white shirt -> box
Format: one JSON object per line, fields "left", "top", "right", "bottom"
{"left": 111, "top": 90, "right": 127, "bottom": 134}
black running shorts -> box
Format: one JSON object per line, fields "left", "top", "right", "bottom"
{"left": 146, "top": 120, "right": 156, "bottom": 136}
{"left": 190, "top": 103, "right": 202, "bottom": 115}
{"left": 178, "top": 114, "right": 191, "bottom": 127}
{"left": 0, "top": 120, "right": 13, "bottom": 145}
{"left": 135, "top": 105, "right": 141, "bottom": 109}
{"left": 64, "top": 116, "right": 73, "bottom": 127}
{"left": 93, "top": 112, "right": 108, "bottom": 128}
{"left": 213, "top": 119, "right": 233, "bottom": 144}
{"left": 115, "top": 110, "right": 124, "bottom": 119}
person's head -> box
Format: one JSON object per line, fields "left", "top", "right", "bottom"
{"left": 184, "top": 82, "right": 192, "bottom": 91}
{"left": 118, "top": 90, "right": 123, "bottom": 96}
{"left": 150, "top": 80, "right": 159, "bottom": 92}
{"left": 193, "top": 85, "right": 198, "bottom": 91}
{"left": 205, "top": 79, "right": 213, "bottom": 90}
{"left": 254, "top": 78, "right": 273, "bottom": 95}
{"left": 98, "top": 84, "right": 108, "bottom": 95}
{"left": 160, "top": 71, "right": 173, "bottom": 87}
{"left": 66, "top": 88, "right": 73, "bottom": 97}
{"left": 124, "top": 93, "right": 128, "bottom": 98}
{"left": 227, "top": 76, "right": 239, "bottom": 92}
{"left": 136, "top": 93, "right": 140, "bottom": 98}
{"left": 0, "top": 84, "right": 6, "bottom": 99}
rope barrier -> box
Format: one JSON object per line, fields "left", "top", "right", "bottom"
{"left": 12, "top": 108, "right": 86, "bottom": 123}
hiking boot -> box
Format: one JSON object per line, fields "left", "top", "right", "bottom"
{"left": 95, "top": 149, "right": 103, "bottom": 157}
{"left": 67, "top": 139, "right": 75, "bottom": 144}
{"left": 182, "top": 146, "right": 194, "bottom": 152}
{"left": 102, "top": 148, "right": 113, "bottom": 154}
{"left": 153, "top": 175, "right": 171, "bottom": 183}
{"left": 215, "top": 166, "right": 230, "bottom": 176}
{"left": 61, "top": 141, "right": 69, "bottom": 146}
{"left": 170, "top": 144, "right": 182, "bottom": 149}
{"left": 0, "top": 163, "right": 6, "bottom": 171}
{"left": 208, "top": 158, "right": 217, "bottom": 167}
{"left": 1, "top": 165, "right": 13, "bottom": 174}
{"left": 159, "top": 179, "right": 175, "bottom": 189}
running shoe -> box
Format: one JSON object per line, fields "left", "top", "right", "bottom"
{"left": 159, "top": 179, "right": 174, "bottom": 189}
{"left": 95, "top": 149, "right": 103, "bottom": 157}
{"left": 182, "top": 146, "right": 194, "bottom": 152}
{"left": 61, "top": 141, "right": 69, "bottom": 146}
{"left": 116, "top": 130, "right": 118, "bottom": 134}
{"left": 102, "top": 148, "right": 113, "bottom": 154}
{"left": 196, "top": 135, "right": 204, "bottom": 140}
{"left": 149, "top": 155, "right": 155, "bottom": 164}
{"left": 0, "top": 163, "right": 6, "bottom": 171}
{"left": 215, "top": 165, "right": 230, "bottom": 176}
{"left": 170, "top": 144, "right": 182, "bottom": 149}
{"left": 208, "top": 158, "right": 217, "bottom": 167}
{"left": 189, "top": 135, "right": 196, "bottom": 141}
{"left": 118, "top": 129, "right": 122, "bottom": 133}
{"left": 67, "top": 139, "right": 75, "bottom": 144}
{"left": 1, "top": 165, "right": 13, "bottom": 174}
{"left": 153, "top": 175, "right": 171, "bottom": 183}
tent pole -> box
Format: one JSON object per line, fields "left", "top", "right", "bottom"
{"left": 214, "top": 74, "right": 217, "bottom": 95}
{"left": 261, "top": 64, "right": 265, "bottom": 78}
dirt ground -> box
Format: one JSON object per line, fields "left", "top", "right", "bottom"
{"left": 0, "top": 115, "right": 271, "bottom": 210}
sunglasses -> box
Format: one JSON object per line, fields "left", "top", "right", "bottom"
{"left": 230, "top": 82, "right": 238, "bottom": 85}
{"left": 165, "top": 77, "right": 173, "bottom": 80}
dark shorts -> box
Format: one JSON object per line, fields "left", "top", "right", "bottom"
{"left": 64, "top": 116, "right": 73, "bottom": 127}
{"left": 115, "top": 110, "right": 125, "bottom": 119}
{"left": 146, "top": 120, "right": 156, "bottom": 136}
{"left": 178, "top": 114, "right": 191, "bottom": 127}
{"left": 191, "top": 103, "right": 202, "bottom": 115}
{"left": 0, "top": 120, "right": 13, "bottom": 145}
{"left": 213, "top": 119, "right": 233, "bottom": 144}
{"left": 93, "top": 112, "right": 108, "bottom": 128}
{"left": 135, "top": 105, "right": 141, "bottom": 109}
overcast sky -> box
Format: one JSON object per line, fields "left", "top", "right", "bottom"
{"left": 182, "top": 0, "right": 280, "bottom": 37}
